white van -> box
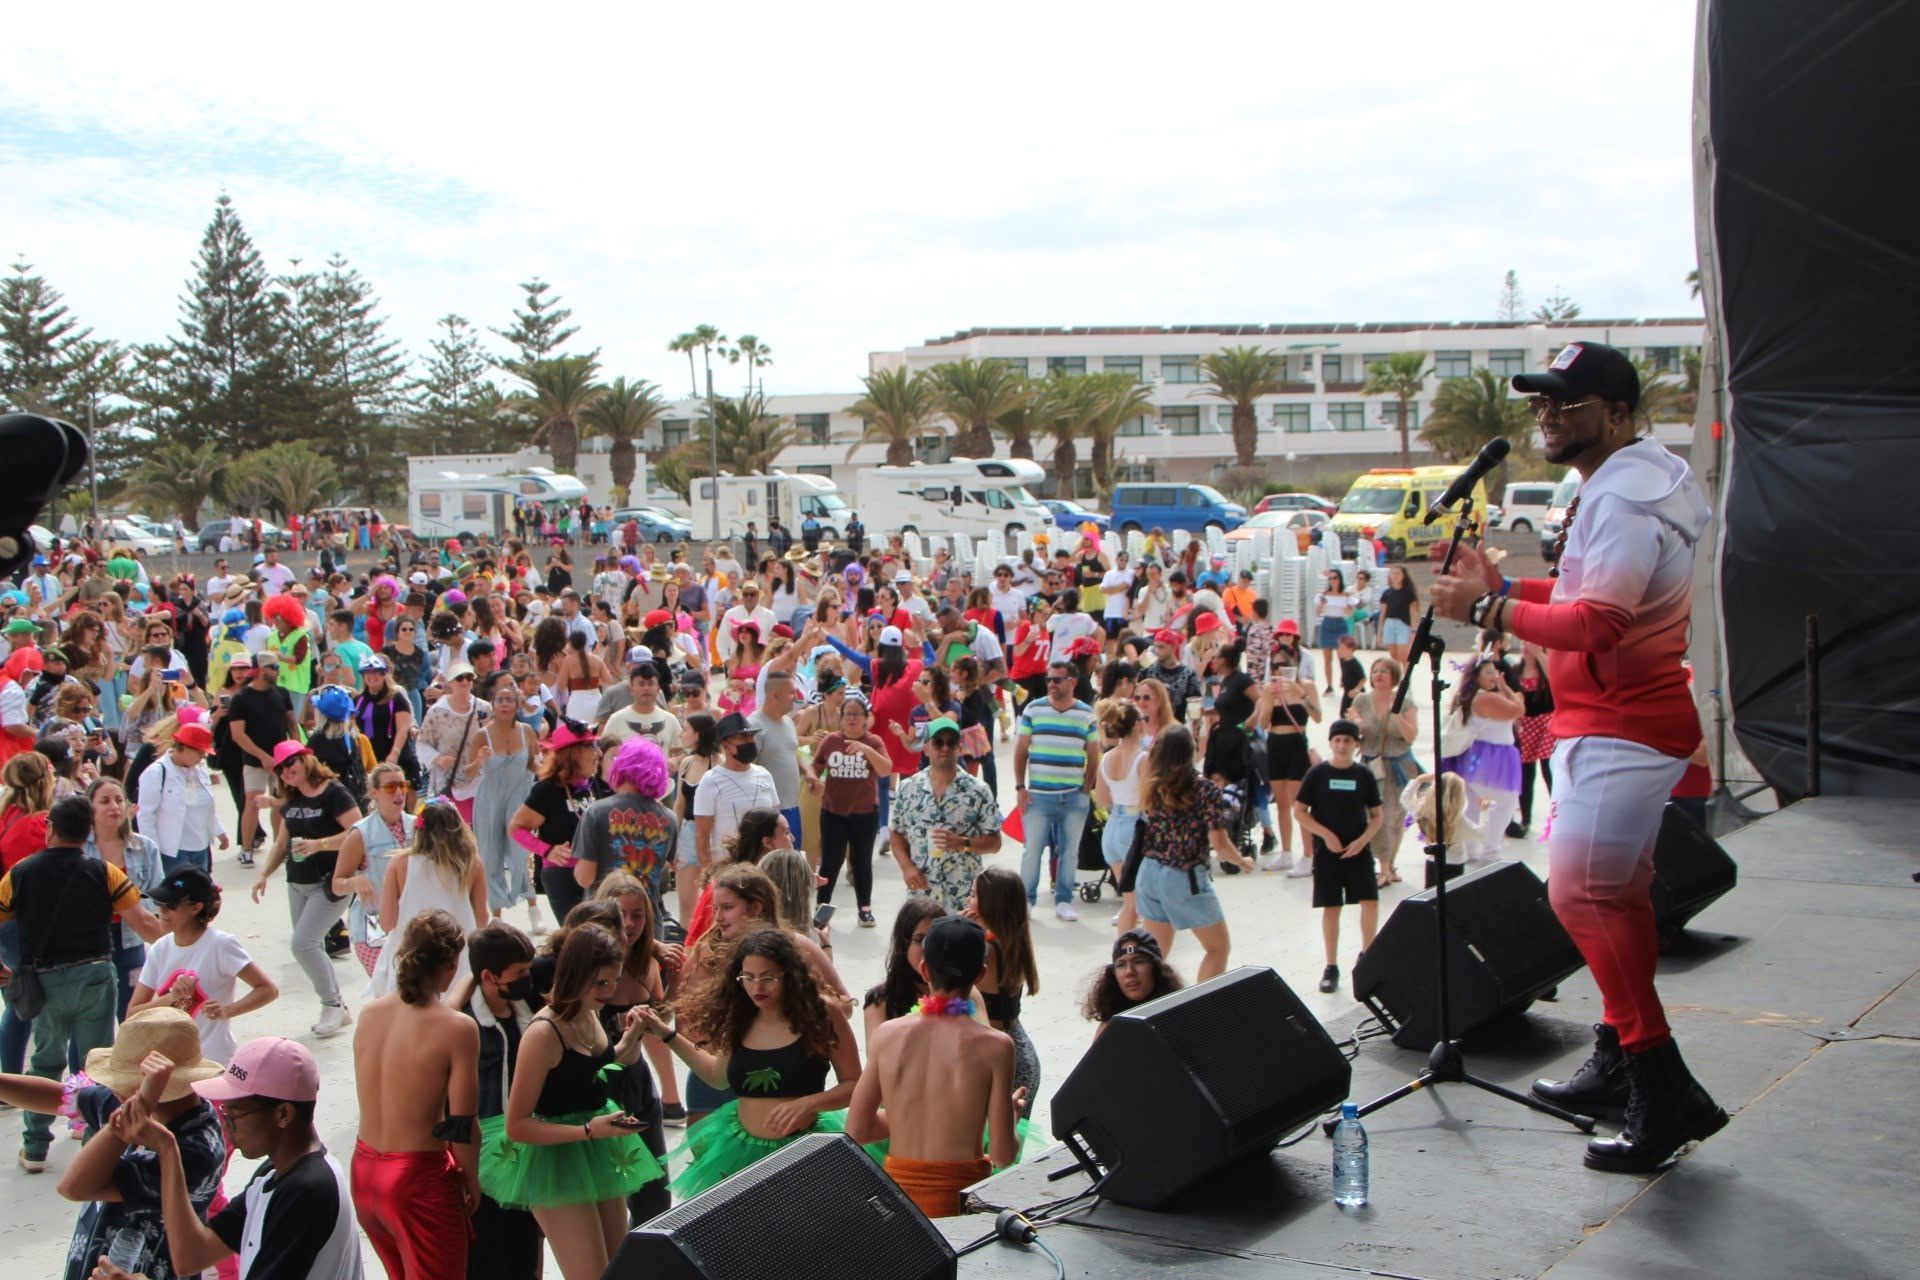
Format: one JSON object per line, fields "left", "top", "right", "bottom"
{"left": 853, "top": 458, "right": 1052, "bottom": 538}
{"left": 1494, "top": 480, "right": 1560, "bottom": 533}
{"left": 690, "top": 473, "right": 851, "bottom": 541}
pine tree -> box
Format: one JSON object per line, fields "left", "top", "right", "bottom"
{"left": 1495, "top": 270, "right": 1526, "bottom": 323}
{"left": 278, "top": 254, "right": 408, "bottom": 502}
{"left": 146, "top": 194, "right": 291, "bottom": 452}
{"left": 414, "top": 315, "right": 501, "bottom": 454}
{"left": 0, "top": 260, "right": 91, "bottom": 414}
{"left": 1532, "top": 292, "right": 1582, "bottom": 323}
{"left": 493, "top": 278, "right": 587, "bottom": 373}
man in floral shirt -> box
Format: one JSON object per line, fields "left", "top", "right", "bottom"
{"left": 887, "top": 718, "right": 1002, "bottom": 913}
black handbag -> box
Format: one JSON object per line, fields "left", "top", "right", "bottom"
{"left": 1118, "top": 812, "right": 1149, "bottom": 894}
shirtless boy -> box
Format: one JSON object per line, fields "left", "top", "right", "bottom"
{"left": 847, "top": 916, "right": 1017, "bottom": 1218}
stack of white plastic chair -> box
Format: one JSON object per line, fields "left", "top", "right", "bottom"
{"left": 1012, "top": 529, "right": 1032, "bottom": 560}
{"left": 973, "top": 542, "right": 998, "bottom": 582}
{"left": 1170, "top": 527, "right": 1191, "bottom": 553}
{"left": 924, "top": 534, "right": 947, "bottom": 561}
{"left": 1206, "top": 524, "right": 1228, "bottom": 562}
{"left": 985, "top": 528, "right": 1008, "bottom": 567}
{"left": 1125, "top": 528, "right": 1148, "bottom": 561}
{"left": 1102, "top": 531, "right": 1123, "bottom": 560}
{"left": 902, "top": 530, "right": 924, "bottom": 564}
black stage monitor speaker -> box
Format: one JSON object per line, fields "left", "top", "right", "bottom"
{"left": 1049, "top": 966, "right": 1351, "bottom": 1210}
{"left": 1353, "top": 860, "right": 1582, "bottom": 1051}
{"left": 607, "top": 1133, "right": 955, "bottom": 1280}
{"left": 1652, "top": 803, "right": 1737, "bottom": 939}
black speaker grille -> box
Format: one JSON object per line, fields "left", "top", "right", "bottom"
{"left": 630, "top": 1135, "right": 954, "bottom": 1280}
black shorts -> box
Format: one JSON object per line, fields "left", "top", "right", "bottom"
{"left": 1267, "top": 732, "right": 1310, "bottom": 783}
{"left": 1312, "top": 844, "right": 1379, "bottom": 908}
{"left": 1103, "top": 616, "right": 1126, "bottom": 639}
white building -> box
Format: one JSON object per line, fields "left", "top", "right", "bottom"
{"left": 628, "top": 318, "right": 1704, "bottom": 500}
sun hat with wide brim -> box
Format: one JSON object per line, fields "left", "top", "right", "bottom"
{"left": 84, "top": 1008, "right": 225, "bottom": 1101}
{"left": 541, "top": 719, "right": 600, "bottom": 752}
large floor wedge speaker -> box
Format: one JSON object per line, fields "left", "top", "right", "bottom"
{"left": 1652, "top": 802, "right": 1738, "bottom": 940}
{"left": 606, "top": 1134, "right": 955, "bottom": 1280}
{"left": 1049, "top": 966, "right": 1351, "bottom": 1209}
{"left": 1353, "top": 860, "right": 1582, "bottom": 1051}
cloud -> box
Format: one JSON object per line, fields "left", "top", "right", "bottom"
{"left": 1, "top": 0, "right": 1700, "bottom": 395}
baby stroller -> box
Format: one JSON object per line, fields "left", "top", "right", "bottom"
{"left": 1076, "top": 804, "right": 1117, "bottom": 903}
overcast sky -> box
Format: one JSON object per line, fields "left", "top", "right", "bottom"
{"left": 4, "top": 1, "right": 1700, "bottom": 398}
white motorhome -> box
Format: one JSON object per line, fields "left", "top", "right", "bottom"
{"left": 852, "top": 458, "right": 1052, "bottom": 537}
{"left": 689, "top": 472, "right": 851, "bottom": 541}
{"left": 408, "top": 467, "right": 588, "bottom": 542}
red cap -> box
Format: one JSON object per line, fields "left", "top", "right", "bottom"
{"left": 1276, "top": 618, "right": 1301, "bottom": 636}
{"left": 1193, "top": 611, "right": 1224, "bottom": 635}
{"left": 1152, "top": 628, "right": 1182, "bottom": 647}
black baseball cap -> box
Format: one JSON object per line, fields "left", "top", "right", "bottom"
{"left": 148, "top": 865, "right": 218, "bottom": 908}
{"left": 713, "top": 712, "right": 761, "bottom": 741}
{"left": 1511, "top": 341, "right": 1639, "bottom": 411}
{"left": 1112, "top": 928, "right": 1164, "bottom": 963}
{"left": 922, "top": 917, "right": 988, "bottom": 985}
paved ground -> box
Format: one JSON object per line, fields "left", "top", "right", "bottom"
{"left": 1, "top": 531, "right": 1555, "bottom": 1273}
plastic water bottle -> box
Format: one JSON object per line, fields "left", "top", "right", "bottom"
{"left": 1331, "top": 1103, "right": 1369, "bottom": 1207}
{"left": 106, "top": 1226, "right": 146, "bottom": 1271}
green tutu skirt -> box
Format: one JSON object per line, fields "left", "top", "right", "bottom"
{"left": 669, "top": 1100, "right": 871, "bottom": 1199}
{"left": 478, "top": 1108, "right": 664, "bottom": 1210}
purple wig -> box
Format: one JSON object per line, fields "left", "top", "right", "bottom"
{"left": 606, "top": 735, "right": 670, "bottom": 800}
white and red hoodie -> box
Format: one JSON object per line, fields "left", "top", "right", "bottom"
{"left": 1508, "top": 440, "right": 1711, "bottom": 759}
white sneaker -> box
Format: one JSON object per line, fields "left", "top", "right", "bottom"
{"left": 1260, "top": 852, "right": 1291, "bottom": 873}
{"left": 1286, "top": 855, "right": 1314, "bottom": 878}
{"left": 312, "top": 1004, "right": 353, "bottom": 1038}
{"left": 526, "top": 900, "right": 550, "bottom": 938}
{"left": 1054, "top": 901, "right": 1080, "bottom": 922}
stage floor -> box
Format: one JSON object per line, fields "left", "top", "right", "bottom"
{"left": 955, "top": 796, "right": 1920, "bottom": 1280}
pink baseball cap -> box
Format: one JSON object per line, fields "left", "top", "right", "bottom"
{"left": 194, "top": 1036, "right": 320, "bottom": 1104}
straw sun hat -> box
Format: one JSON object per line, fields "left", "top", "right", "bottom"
{"left": 84, "top": 1007, "right": 225, "bottom": 1101}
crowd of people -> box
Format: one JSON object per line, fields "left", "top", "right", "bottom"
{"left": 0, "top": 502, "right": 1585, "bottom": 1280}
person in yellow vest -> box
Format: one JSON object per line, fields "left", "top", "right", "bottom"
{"left": 264, "top": 594, "right": 314, "bottom": 721}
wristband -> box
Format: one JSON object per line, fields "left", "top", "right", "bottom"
{"left": 1498, "top": 576, "right": 1512, "bottom": 598}
{"left": 662, "top": 1027, "right": 678, "bottom": 1044}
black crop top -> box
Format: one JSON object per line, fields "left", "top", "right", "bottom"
{"left": 533, "top": 1021, "right": 614, "bottom": 1116}
{"left": 981, "top": 988, "right": 1023, "bottom": 1025}
{"left": 727, "top": 1037, "right": 830, "bottom": 1099}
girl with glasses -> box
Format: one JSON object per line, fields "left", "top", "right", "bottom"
{"left": 331, "top": 763, "right": 416, "bottom": 976}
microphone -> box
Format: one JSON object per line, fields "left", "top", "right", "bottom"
{"left": 1422, "top": 438, "right": 1510, "bottom": 524}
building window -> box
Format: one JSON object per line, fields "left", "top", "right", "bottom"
{"left": 1329, "top": 402, "right": 1368, "bottom": 432}
{"left": 1162, "top": 406, "right": 1202, "bottom": 435}
{"left": 1375, "top": 401, "right": 1420, "bottom": 430}
{"left": 1115, "top": 461, "right": 1155, "bottom": 483}
{"left": 1488, "top": 349, "right": 1526, "bottom": 377}
{"left": 1434, "top": 350, "right": 1472, "bottom": 378}
{"left": 1361, "top": 353, "right": 1391, "bottom": 377}
{"left": 1274, "top": 404, "right": 1312, "bottom": 433}
{"left": 1161, "top": 356, "right": 1201, "bottom": 384}
{"left": 1212, "top": 406, "right": 1237, "bottom": 434}
{"left": 1320, "top": 354, "right": 1344, "bottom": 383}
{"left": 993, "top": 357, "right": 1030, "bottom": 377}
{"left": 916, "top": 435, "right": 951, "bottom": 464}
{"left": 662, "top": 419, "right": 689, "bottom": 450}
{"left": 795, "top": 413, "right": 830, "bottom": 446}
{"left": 1046, "top": 356, "right": 1086, "bottom": 376}
{"left": 1118, "top": 414, "right": 1150, "bottom": 437}
{"left": 1645, "top": 347, "right": 1681, "bottom": 374}
{"left": 1292, "top": 355, "right": 1316, "bottom": 381}
{"left": 1103, "top": 356, "right": 1142, "bottom": 377}
{"left": 795, "top": 464, "right": 833, "bottom": 479}
{"left": 462, "top": 494, "right": 488, "bottom": 518}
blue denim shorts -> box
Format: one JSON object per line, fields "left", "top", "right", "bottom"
{"left": 1134, "top": 857, "right": 1226, "bottom": 930}
{"left": 1101, "top": 806, "right": 1140, "bottom": 868}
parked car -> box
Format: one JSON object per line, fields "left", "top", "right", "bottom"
{"left": 1252, "top": 492, "right": 1338, "bottom": 517}
{"left": 1223, "top": 508, "right": 1330, "bottom": 548}
{"left": 610, "top": 508, "right": 694, "bottom": 543}
{"left": 1489, "top": 480, "right": 1559, "bottom": 533}
{"left": 1109, "top": 483, "right": 1248, "bottom": 535}
{"left": 101, "top": 519, "right": 172, "bottom": 556}
{"left": 1041, "top": 499, "right": 1110, "bottom": 532}
{"left": 195, "top": 517, "right": 292, "bottom": 552}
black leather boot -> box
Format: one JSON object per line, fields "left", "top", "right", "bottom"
{"left": 1532, "top": 1023, "right": 1630, "bottom": 1110}
{"left": 1584, "top": 1038, "right": 1728, "bottom": 1173}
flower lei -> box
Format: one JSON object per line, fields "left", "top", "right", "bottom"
{"left": 914, "top": 995, "right": 975, "bottom": 1018}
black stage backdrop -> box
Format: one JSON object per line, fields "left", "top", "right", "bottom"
{"left": 1706, "top": 0, "right": 1920, "bottom": 797}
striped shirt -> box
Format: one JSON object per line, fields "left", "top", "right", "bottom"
{"left": 1017, "top": 699, "right": 1097, "bottom": 792}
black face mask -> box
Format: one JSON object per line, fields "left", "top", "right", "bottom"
{"left": 498, "top": 975, "right": 533, "bottom": 1002}
{"left": 732, "top": 742, "right": 760, "bottom": 766}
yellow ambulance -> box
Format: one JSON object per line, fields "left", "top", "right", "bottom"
{"left": 1331, "top": 466, "right": 1489, "bottom": 562}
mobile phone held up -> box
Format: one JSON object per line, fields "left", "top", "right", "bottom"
{"left": 812, "top": 902, "right": 836, "bottom": 931}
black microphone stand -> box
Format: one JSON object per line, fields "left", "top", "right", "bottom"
{"left": 1330, "top": 497, "right": 1595, "bottom": 1135}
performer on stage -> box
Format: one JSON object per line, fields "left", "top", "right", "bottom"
{"left": 847, "top": 916, "right": 1019, "bottom": 1218}
{"left": 1431, "top": 341, "right": 1726, "bottom": 1173}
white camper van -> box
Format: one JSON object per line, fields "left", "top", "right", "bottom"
{"left": 690, "top": 472, "right": 851, "bottom": 541}
{"left": 409, "top": 467, "right": 588, "bottom": 542}
{"left": 852, "top": 458, "right": 1052, "bottom": 538}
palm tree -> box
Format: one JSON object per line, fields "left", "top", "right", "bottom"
{"left": 652, "top": 448, "right": 697, "bottom": 502}
{"left": 1028, "top": 374, "right": 1109, "bottom": 498}
{"left": 582, "top": 377, "right": 668, "bottom": 504}
{"left": 696, "top": 393, "right": 802, "bottom": 475}
{"left": 1631, "top": 357, "right": 1686, "bottom": 429}
{"left": 846, "top": 367, "right": 939, "bottom": 466}
{"left": 731, "top": 335, "right": 773, "bottom": 396}
{"left": 929, "top": 359, "right": 1029, "bottom": 458}
{"left": 668, "top": 325, "right": 725, "bottom": 398}
{"left": 667, "top": 333, "right": 700, "bottom": 397}
{"left": 128, "top": 442, "right": 228, "bottom": 528}
{"left": 1421, "top": 369, "right": 1532, "bottom": 483}
{"left": 517, "top": 355, "right": 602, "bottom": 475}
{"left": 1086, "top": 373, "right": 1155, "bottom": 495}
{"left": 995, "top": 400, "right": 1038, "bottom": 460}
{"left": 229, "top": 443, "right": 341, "bottom": 522}
{"left": 1364, "top": 352, "right": 1432, "bottom": 465}
{"left": 1199, "top": 346, "right": 1288, "bottom": 469}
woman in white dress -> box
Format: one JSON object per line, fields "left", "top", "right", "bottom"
{"left": 364, "top": 801, "right": 489, "bottom": 1000}
{"left": 331, "top": 763, "right": 417, "bottom": 977}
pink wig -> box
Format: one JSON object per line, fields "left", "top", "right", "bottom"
{"left": 606, "top": 735, "right": 670, "bottom": 800}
